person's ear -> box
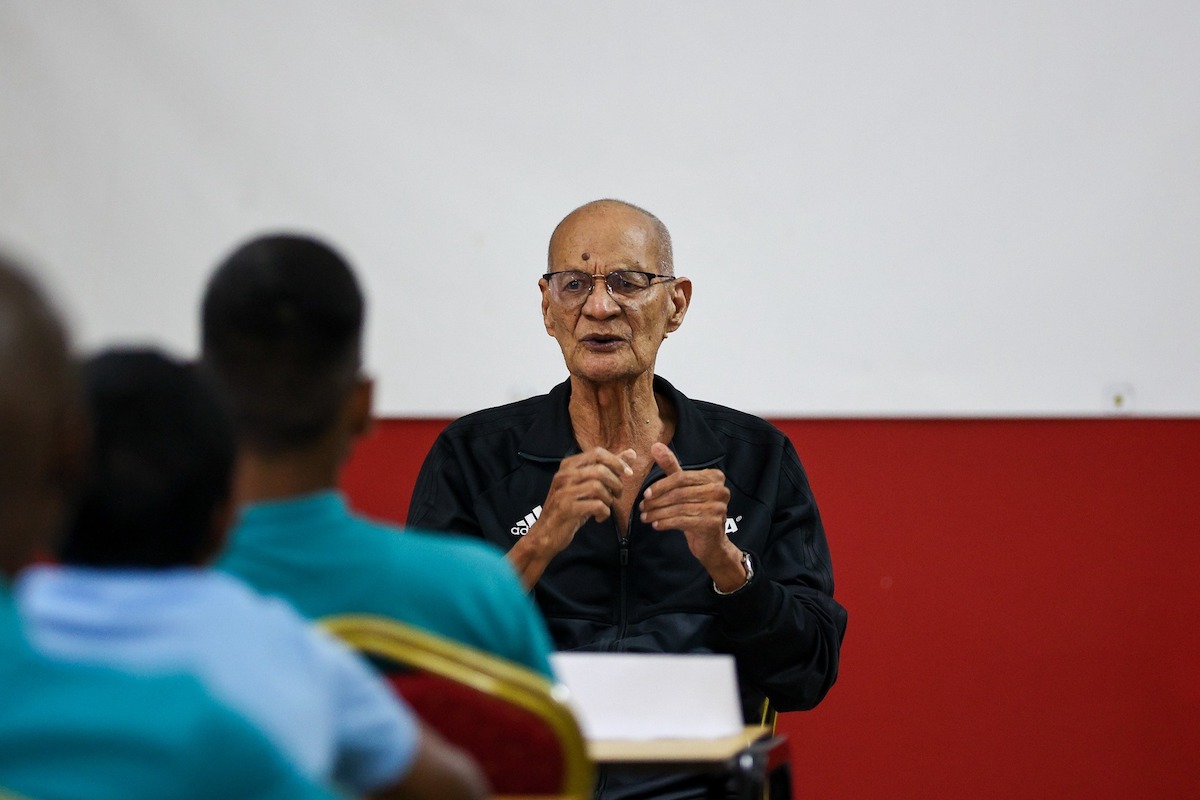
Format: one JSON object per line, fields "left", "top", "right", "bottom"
{"left": 347, "top": 375, "right": 374, "bottom": 438}
{"left": 201, "top": 496, "right": 235, "bottom": 565}
{"left": 540, "top": 277, "right": 556, "bottom": 337}
{"left": 665, "top": 277, "right": 691, "bottom": 334}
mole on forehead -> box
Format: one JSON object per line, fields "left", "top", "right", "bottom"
{"left": 581, "top": 253, "right": 589, "bottom": 261}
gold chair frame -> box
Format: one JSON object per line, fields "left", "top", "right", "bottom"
{"left": 322, "top": 614, "right": 594, "bottom": 800}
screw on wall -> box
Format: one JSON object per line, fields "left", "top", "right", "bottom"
{"left": 1104, "top": 382, "right": 1135, "bottom": 414}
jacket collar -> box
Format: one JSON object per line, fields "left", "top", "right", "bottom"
{"left": 517, "top": 375, "right": 724, "bottom": 469}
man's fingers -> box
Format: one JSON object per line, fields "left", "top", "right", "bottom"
{"left": 557, "top": 449, "right": 635, "bottom": 493}
{"left": 574, "top": 446, "right": 635, "bottom": 477}
{"left": 600, "top": 447, "right": 635, "bottom": 477}
{"left": 644, "top": 461, "right": 727, "bottom": 503}
{"left": 650, "top": 442, "right": 681, "bottom": 476}
{"left": 580, "top": 499, "right": 612, "bottom": 523}
{"left": 641, "top": 494, "right": 726, "bottom": 523}
{"left": 643, "top": 513, "right": 712, "bottom": 532}
{"left": 643, "top": 481, "right": 727, "bottom": 508}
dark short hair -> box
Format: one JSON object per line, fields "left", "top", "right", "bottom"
{"left": 60, "top": 349, "right": 235, "bottom": 568}
{"left": 200, "top": 234, "right": 364, "bottom": 454}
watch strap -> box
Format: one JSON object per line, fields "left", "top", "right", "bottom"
{"left": 712, "top": 550, "right": 754, "bottom": 596}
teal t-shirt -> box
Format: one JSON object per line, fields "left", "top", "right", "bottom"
{"left": 219, "top": 491, "right": 555, "bottom": 678}
{"left": 0, "top": 588, "right": 340, "bottom": 800}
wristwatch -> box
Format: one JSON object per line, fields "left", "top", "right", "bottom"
{"left": 712, "top": 550, "right": 754, "bottom": 596}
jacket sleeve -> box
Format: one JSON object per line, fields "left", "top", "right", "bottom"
{"left": 408, "top": 432, "right": 482, "bottom": 537}
{"left": 408, "top": 433, "right": 559, "bottom": 679}
{"left": 712, "top": 438, "right": 847, "bottom": 712}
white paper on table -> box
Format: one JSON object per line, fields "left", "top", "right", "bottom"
{"left": 549, "top": 651, "right": 744, "bottom": 741}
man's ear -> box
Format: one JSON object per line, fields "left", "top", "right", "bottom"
{"left": 347, "top": 375, "right": 374, "bottom": 438}
{"left": 540, "top": 278, "right": 556, "bottom": 337}
{"left": 201, "top": 496, "right": 235, "bottom": 565}
{"left": 665, "top": 277, "right": 692, "bottom": 334}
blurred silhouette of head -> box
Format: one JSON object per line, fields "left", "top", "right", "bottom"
{"left": 0, "top": 253, "right": 84, "bottom": 577}
{"left": 59, "top": 349, "right": 235, "bottom": 568}
{"left": 200, "top": 234, "right": 365, "bottom": 455}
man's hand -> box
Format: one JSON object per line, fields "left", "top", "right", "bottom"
{"left": 508, "top": 447, "right": 636, "bottom": 588}
{"left": 640, "top": 442, "right": 746, "bottom": 591}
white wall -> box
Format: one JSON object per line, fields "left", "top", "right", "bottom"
{"left": 3, "top": 1, "right": 1197, "bottom": 416}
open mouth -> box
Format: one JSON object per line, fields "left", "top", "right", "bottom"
{"left": 581, "top": 334, "right": 624, "bottom": 351}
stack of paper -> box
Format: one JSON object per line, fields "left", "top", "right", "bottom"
{"left": 549, "top": 652, "right": 744, "bottom": 741}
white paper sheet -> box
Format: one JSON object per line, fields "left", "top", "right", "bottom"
{"left": 550, "top": 652, "right": 744, "bottom": 741}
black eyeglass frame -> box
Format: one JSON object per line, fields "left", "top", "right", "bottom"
{"left": 542, "top": 270, "right": 677, "bottom": 302}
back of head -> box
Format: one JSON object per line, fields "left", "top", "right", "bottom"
{"left": 0, "top": 254, "right": 80, "bottom": 576}
{"left": 200, "top": 234, "right": 364, "bottom": 455}
{"left": 60, "top": 349, "right": 235, "bottom": 568}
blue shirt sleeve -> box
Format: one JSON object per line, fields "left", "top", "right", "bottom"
{"left": 187, "top": 701, "right": 350, "bottom": 800}
{"left": 307, "top": 625, "right": 420, "bottom": 792}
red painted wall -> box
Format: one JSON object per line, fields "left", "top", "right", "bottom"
{"left": 340, "top": 418, "right": 1200, "bottom": 799}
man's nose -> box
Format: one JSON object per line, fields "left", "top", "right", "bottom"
{"left": 581, "top": 275, "right": 620, "bottom": 317}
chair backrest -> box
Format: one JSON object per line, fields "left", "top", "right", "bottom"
{"left": 322, "top": 614, "right": 594, "bottom": 799}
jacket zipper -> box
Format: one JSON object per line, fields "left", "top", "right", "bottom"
{"left": 616, "top": 531, "right": 629, "bottom": 651}
{"left": 615, "top": 472, "right": 661, "bottom": 652}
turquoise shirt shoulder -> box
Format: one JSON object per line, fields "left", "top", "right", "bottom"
{"left": 219, "top": 491, "right": 555, "bottom": 678}
{"left": 0, "top": 590, "right": 339, "bottom": 800}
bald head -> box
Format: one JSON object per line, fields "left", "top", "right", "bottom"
{"left": 0, "top": 254, "right": 82, "bottom": 577}
{"left": 548, "top": 199, "right": 674, "bottom": 276}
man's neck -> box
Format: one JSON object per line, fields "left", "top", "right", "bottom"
{"left": 232, "top": 445, "right": 341, "bottom": 506}
{"left": 568, "top": 373, "right": 673, "bottom": 454}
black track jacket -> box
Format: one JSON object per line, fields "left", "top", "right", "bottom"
{"left": 408, "top": 376, "right": 847, "bottom": 722}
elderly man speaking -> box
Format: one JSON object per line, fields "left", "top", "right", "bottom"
{"left": 409, "top": 199, "right": 847, "bottom": 799}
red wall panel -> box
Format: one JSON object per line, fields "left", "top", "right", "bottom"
{"left": 340, "top": 418, "right": 1200, "bottom": 799}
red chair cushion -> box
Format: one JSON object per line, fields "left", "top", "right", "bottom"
{"left": 388, "top": 671, "right": 566, "bottom": 795}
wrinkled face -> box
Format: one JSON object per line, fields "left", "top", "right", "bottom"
{"left": 541, "top": 205, "right": 690, "bottom": 385}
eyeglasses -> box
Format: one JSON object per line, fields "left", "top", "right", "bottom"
{"left": 542, "top": 270, "right": 676, "bottom": 306}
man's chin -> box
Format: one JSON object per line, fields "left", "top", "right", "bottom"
{"left": 567, "top": 359, "right": 647, "bottom": 385}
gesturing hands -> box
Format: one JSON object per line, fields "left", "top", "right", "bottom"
{"left": 524, "top": 446, "right": 637, "bottom": 559}
{"left": 640, "top": 442, "right": 734, "bottom": 569}
{"left": 510, "top": 442, "right": 746, "bottom": 592}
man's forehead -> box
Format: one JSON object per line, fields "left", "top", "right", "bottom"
{"left": 551, "top": 206, "right": 656, "bottom": 258}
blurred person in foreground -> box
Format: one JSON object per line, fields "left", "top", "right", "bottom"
{"left": 16, "top": 347, "right": 486, "bottom": 800}
{"left": 0, "top": 254, "right": 341, "bottom": 800}
{"left": 203, "top": 233, "right": 555, "bottom": 676}
{"left": 409, "top": 199, "right": 848, "bottom": 799}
